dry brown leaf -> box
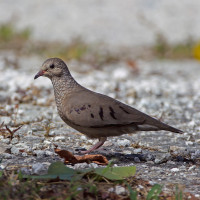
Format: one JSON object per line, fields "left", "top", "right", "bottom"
{"left": 54, "top": 148, "right": 108, "bottom": 165}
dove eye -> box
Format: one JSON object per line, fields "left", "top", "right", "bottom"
{"left": 50, "top": 64, "right": 55, "bottom": 69}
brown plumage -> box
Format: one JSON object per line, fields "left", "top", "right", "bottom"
{"left": 34, "top": 58, "right": 183, "bottom": 154}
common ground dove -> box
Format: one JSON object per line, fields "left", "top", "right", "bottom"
{"left": 34, "top": 58, "right": 183, "bottom": 154}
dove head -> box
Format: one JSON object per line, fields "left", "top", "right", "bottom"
{"left": 34, "top": 58, "right": 70, "bottom": 80}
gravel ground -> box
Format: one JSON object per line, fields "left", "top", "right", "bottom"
{"left": 0, "top": 55, "right": 200, "bottom": 197}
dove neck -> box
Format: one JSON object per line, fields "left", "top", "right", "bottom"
{"left": 51, "top": 73, "right": 81, "bottom": 98}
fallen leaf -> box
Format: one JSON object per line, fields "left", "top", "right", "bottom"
{"left": 54, "top": 148, "right": 108, "bottom": 165}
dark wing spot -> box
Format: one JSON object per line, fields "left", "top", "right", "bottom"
{"left": 80, "top": 105, "right": 86, "bottom": 111}
{"left": 88, "top": 105, "right": 91, "bottom": 108}
{"left": 74, "top": 108, "right": 80, "bottom": 114}
{"left": 91, "top": 113, "right": 94, "bottom": 118}
{"left": 109, "top": 106, "right": 117, "bottom": 120}
{"left": 119, "top": 106, "right": 130, "bottom": 114}
{"left": 99, "top": 107, "right": 104, "bottom": 120}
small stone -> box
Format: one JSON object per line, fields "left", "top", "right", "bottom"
{"left": 2, "top": 153, "right": 13, "bottom": 159}
{"left": 133, "top": 148, "right": 142, "bottom": 154}
{"left": 11, "top": 138, "right": 18, "bottom": 145}
{"left": 0, "top": 116, "right": 11, "bottom": 124}
{"left": 171, "top": 168, "right": 179, "bottom": 172}
{"left": 74, "top": 163, "right": 89, "bottom": 169}
{"left": 43, "top": 140, "right": 51, "bottom": 145}
{"left": 11, "top": 146, "right": 20, "bottom": 155}
{"left": 188, "top": 120, "right": 195, "bottom": 127}
{"left": 54, "top": 136, "right": 65, "bottom": 141}
{"left": 32, "top": 163, "right": 45, "bottom": 174}
{"left": 145, "top": 154, "right": 155, "bottom": 161}
{"left": 115, "top": 185, "right": 126, "bottom": 195}
{"left": 33, "top": 150, "right": 45, "bottom": 158}
{"left": 134, "top": 157, "right": 141, "bottom": 163}
{"left": 0, "top": 164, "right": 5, "bottom": 170}
{"left": 88, "top": 163, "right": 99, "bottom": 168}
{"left": 80, "top": 135, "right": 87, "bottom": 140}
{"left": 117, "top": 139, "right": 131, "bottom": 147}
{"left": 194, "top": 150, "right": 200, "bottom": 157}
{"left": 22, "top": 152, "right": 28, "bottom": 157}
{"left": 188, "top": 165, "right": 196, "bottom": 171}
{"left": 45, "top": 150, "right": 54, "bottom": 156}
{"left": 108, "top": 187, "right": 114, "bottom": 193}
{"left": 20, "top": 167, "right": 31, "bottom": 174}
{"left": 123, "top": 150, "right": 132, "bottom": 154}
{"left": 48, "top": 130, "right": 55, "bottom": 136}
{"left": 185, "top": 141, "right": 194, "bottom": 146}
{"left": 1, "top": 138, "right": 10, "bottom": 144}
{"left": 154, "top": 159, "right": 160, "bottom": 164}
{"left": 37, "top": 98, "right": 46, "bottom": 105}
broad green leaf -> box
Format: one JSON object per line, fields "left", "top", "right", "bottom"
{"left": 22, "top": 162, "right": 136, "bottom": 182}
{"left": 94, "top": 166, "right": 136, "bottom": 180}
{"left": 23, "top": 161, "right": 77, "bottom": 180}
{"left": 146, "top": 184, "right": 162, "bottom": 200}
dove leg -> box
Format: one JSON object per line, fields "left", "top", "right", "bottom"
{"left": 80, "top": 137, "right": 107, "bottom": 154}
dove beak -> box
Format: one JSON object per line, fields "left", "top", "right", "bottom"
{"left": 34, "top": 70, "right": 46, "bottom": 79}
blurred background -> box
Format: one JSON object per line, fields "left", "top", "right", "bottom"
{"left": 0, "top": 0, "right": 200, "bottom": 115}
{"left": 1, "top": 0, "right": 200, "bottom": 63}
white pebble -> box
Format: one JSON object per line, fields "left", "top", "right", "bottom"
{"left": 185, "top": 141, "right": 194, "bottom": 146}
{"left": 88, "top": 163, "right": 99, "bottom": 168}
{"left": 133, "top": 148, "right": 142, "bottom": 154}
{"left": 45, "top": 150, "right": 54, "bottom": 156}
{"left": 33, "top": 150, "right": 45, "bottom": 157}
{"left": 1, "top": 139, "right": 10, "bottom": 144}
{"left": 80, "top": 135, "right": 87, "bottom": 140}
{"left": 115, "top": 186, "right": 126, "bottom": 195}
{"left": 112, "top": 68, "right": 129, "bottom": 80}
{"left": 32, "top": 163, "right": 45, "bottom": 174}
{"left": 117, "top": 139, "right": 131, "bottom": 147}
{"left": 0, "top": 164, "right": 5, "bottom": 170}
{"left": 22, "top": 152, "right": 28, "bottom": 157}
{"left": 43, "top": 140, "right": 51, "bottom": 145}
{"left": 171, "top": 168, "right": 179, "bottom": 172}
{"left": 37, "top": 98, "right": 46, "bottom": 105}
{"left": 11, "top": 146, "right": 19, "bottom": 155}
{"left": 11, "top": 138, "right": 18, "bottom": 145}
{"left": 74, "top": 163, "right": 89, "bottom": 169}
{"left": 54, "top": 136, "right": 65, "bottom": 141}
{"left": 188, "top": 165, "right": 196, "bottom": 171}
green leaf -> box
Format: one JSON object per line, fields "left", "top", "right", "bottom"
{"left": 175, "top": 185, "right": 183, "bottom": 200}
{"left": 127, "top": 184, "right": 137, "bottom": 200}
{"left": 146, "top": 184, "right": 162, "bottom": 200}
{"left": 0, "top": 171, "right": 3, "bottom": 178}
{"left": 22, "top": 161, "right": 136, "bottom": 182}
{"left": 23, "top": 161, "right": 77, "bottom": 180}
{"left": 94, "top": 166, "right": 136, "bottom": 180}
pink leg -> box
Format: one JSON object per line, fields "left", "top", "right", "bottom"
{"left": 80, "top": 137, "right": 107, "bottom": 154}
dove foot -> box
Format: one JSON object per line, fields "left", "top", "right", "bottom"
{"left": 80, "top": 137, "right": 107, "bottom": 154}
